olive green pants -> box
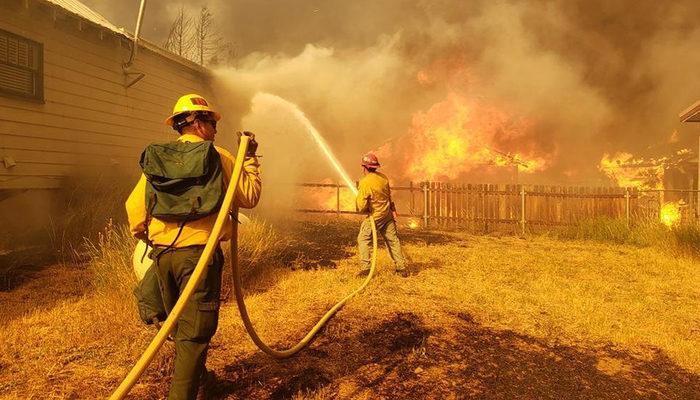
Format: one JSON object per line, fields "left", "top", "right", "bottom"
{"left": 152, "top": 246, "right": 223, "bottom": 400}
{"left": 358, "top": 218, "right": 406, "bottom": 271}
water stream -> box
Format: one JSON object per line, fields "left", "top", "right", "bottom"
{"left": 253, "top": 92, "right": 358, "bottom": 196}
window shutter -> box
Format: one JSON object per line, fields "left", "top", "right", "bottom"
{"left": 0, "top": 29, "right": 42, "bottom": 102}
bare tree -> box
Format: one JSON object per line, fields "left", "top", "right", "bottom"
{"left": 193, "top": 6, "right": 227, "bottom": 66}
{"left": 164, "top": 5, "right": 233, "bottom": 66}
{"left": 163, "top": 7, "right": 192, "bottom": 58}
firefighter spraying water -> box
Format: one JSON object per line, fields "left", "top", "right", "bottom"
{"left": 356, "top": 153, "right": 409, "bottom": 278}
{"left": 125, "top": 94, "right": 262, "bottom": 399}
{"left": 112, "top": 94, "right": 379, "bottom": 400}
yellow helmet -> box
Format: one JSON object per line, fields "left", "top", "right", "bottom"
{"left": 165, "top": 93, "right": 222, "bottom": 128}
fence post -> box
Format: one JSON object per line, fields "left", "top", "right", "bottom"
{"left": 625, "top": 187, "right": 630, "bottom": 227}
{"left": 423, "top": 182, "right": 429, "bottom": 228}
{"left": 520, "top": 186, "right": 526, "bottom": 234}
{"left": 410, "top": 181, "right": 415, "bottom": 215}
{"left": 336, "top": 183, "right": 341, "bottom": 216}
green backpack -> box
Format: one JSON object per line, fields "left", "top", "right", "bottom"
{"left": 139, "top": 140, "right": 224, "bottom": 223}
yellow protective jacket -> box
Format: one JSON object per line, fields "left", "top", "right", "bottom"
{"left": 356, "top": 171, "right": 394, "bottom": 225}
{"left": 125, "top": 133, "right": 261, "bottom": 247}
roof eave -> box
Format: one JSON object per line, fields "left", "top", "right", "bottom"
{"left": 680, "top": 99, "right": 700, "bottom": 123}
{"left": 37, "top": 0, "right": 211, "bottom": 76}
{"left": 139, "top": 39, "right": 211, "bottom": 76}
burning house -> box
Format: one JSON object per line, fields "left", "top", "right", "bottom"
{"left": 374, "top": 92, "right": 550, "bottom": 185}
{"left": 679, "top": 99, "right": 700, "bottom": 219}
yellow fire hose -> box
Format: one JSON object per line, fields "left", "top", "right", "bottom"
{"left": 110, "top": 136, "right": 378, "bottom": 398}
{"left": 230, "top": 208, "right": 377, "bottom": 359}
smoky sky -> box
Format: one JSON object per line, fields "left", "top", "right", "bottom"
{"left": 84, "top": 0, "right": 700, "bottom": 186}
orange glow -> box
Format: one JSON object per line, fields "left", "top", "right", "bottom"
{"left": 407, "top": 218, "right": 420, "bottom": 229}
{"left": 323, "top": 190, "right": 356, "bottom": 211}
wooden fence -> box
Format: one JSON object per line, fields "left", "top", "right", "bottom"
{"left": 295, "top": 182, "right": 700, "bottom": 233}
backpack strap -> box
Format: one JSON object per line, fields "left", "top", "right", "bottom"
{"left": 141, "top": 192, "right": 157, "bottom": 263}
{"left": 151, "top": 199, "right": 199, "bottom": 261}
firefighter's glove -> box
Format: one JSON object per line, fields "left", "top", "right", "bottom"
{"left": 237, "top": 131, "right": 258, "bottom": 157}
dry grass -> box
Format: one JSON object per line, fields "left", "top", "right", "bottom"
{"left": 211, "top": 230, "right": 700, "bottom": 363}
{"left": 0, "top": 218, "right": 698, "bottom": 399}
{"left": 0, "top": 221, "right": 173, "bottom": 399}
{"left": 211, "top": 221, "right": 700, "bottom": 398}
{"left": 411, "top": 236, "right": 700, "bottom": 371}
{"left": 47, "top": 173, "right": 133, "bottom": 263}
{"left": 0, "top": 217, "right": 285, "bottom": 399}
{"left": 221, "top": 219, "right": 284, "bottom": 298}
{"left": 553, "top": 216, "right": 700, "bottom": 258}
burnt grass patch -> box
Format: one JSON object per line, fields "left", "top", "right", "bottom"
{"left": 212, "top": 313, "right": 431, "bottom": 399}
{"left": 211, "top": 312, "right": 700, "bottom": 399}
{"left": 276, "top": 220, "right": 357, "bottom": 270}
{"left": 275, "top": 219, "right": 462, "bottom": 270}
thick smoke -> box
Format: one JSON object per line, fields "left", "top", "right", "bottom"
{"left": 86, "top": 0, "right": 700, "bottom": 188}
{"left": 211, "top": 38, "right": 423, "bottom": 215}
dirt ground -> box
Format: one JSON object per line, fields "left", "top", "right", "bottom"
{"left": 1, "top": 220, "right": 699, "bottom": 399}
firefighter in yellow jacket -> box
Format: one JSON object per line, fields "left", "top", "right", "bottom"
{"left": 356, "top": 153, "right": 408, "bottom": 277}
{"left": 125, "top": 94, "right": 261, "bottom": 400}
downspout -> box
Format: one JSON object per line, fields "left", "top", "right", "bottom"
{"left": 123, "top": 0, "right": 147, "bottom": 88}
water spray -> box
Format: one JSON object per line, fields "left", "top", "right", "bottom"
{"left": 253, "top": 92, "right": 358, "bottom": 196}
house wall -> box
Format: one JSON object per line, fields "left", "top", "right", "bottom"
{"left": 0, "top": 1, "right": 220, "bottom": 191}
{"left": 0, "top": 1, "right": 231, "bottom": 247}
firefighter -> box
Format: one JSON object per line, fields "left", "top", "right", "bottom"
{"left": 125, "top": 94, "right": 261, "bottom": 400}
{"left": 356, "top": 153, "right": 408, "bottom": 277}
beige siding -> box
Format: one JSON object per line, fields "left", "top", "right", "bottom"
{"left": 0, "top": 4, "right": 220, "bottom": 190}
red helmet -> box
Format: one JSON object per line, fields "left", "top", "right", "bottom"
{"left": 361, "top": 153, "right": 380, "bottom": 168}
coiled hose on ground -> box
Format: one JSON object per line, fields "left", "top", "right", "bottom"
{"left": 110, "top": 136, "right": 378, "bottom": 398}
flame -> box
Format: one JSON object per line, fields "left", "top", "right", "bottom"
{"left": 308, "top": 178, "right": 356, "bottom": 211}
{"left": 407, "top": 218, "right": 420, "bottom": 230}
{"left": 395, "top": 93, "right": 550, "bottom": 181}
{"left": 598, "top": 152, "right": 661, "bottom": 189}
{"left": 324, "top": 190, "right": 356, "bottom": 211}
{"left": 598, "top": 149, "right": 693, "bottom": 189}
{"left": 659, "top": 201, "right": 681, "bottom": 227}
